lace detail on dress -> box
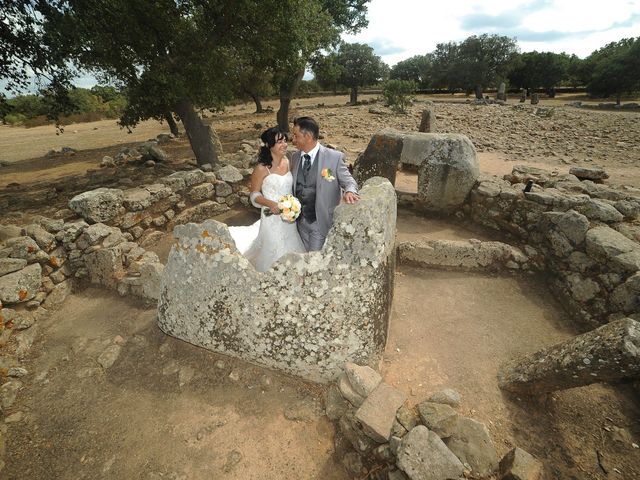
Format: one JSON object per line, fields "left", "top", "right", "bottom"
{"left": 229, "top": 172, "right": 306, "bottom": 272}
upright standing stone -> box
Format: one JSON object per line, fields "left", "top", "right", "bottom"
{"left": 498, "top": 318, "right": 640, "bottom": 394}
{"left": 519, "top": 89, "right": 527, "bottom": 103}
{"left": 418, "top": 107, "right": 435, "bottom": 133}
{"left": 497, "top": 82, "right": 506, "bottom": 101}
{"left": 530, "top": 93, "right": 539, "bottom": 105}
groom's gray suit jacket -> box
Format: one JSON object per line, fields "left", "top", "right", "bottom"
{"left": 291, "top": 144, "right": 358, "bottom": 240}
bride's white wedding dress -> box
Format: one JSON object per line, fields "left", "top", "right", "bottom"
{"left": 229, "top": 172, "right": 306, "bottom": 272}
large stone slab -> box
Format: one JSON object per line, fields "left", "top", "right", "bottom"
{"left": 396, "top": 425, "right": 465, "bottom": 480}
{"left": 354, "top": 130, "right": 479, "bottom": 211}
{"left": 158, "top": 177, "right": 396, "bottom": 382}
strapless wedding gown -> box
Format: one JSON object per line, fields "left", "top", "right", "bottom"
{"left": 229, "top": 172, "right": 306, "bottom": 272}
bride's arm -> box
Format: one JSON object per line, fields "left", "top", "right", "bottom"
{"left": 250, "top": 166, "right": 280, "bottom": 214}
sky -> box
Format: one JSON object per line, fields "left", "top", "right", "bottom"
{"left": 3, "top": 0, "right": 639, "bottom": 94}
{"left": 342, "top": 0, "right": 640, "bottom": 66}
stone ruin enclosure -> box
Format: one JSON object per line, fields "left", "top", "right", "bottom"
{"left": 3, "top": 126, "right": 640, "bottom": 480}
{"left": 157, "top": 177, "right": 397, "bottom": 383}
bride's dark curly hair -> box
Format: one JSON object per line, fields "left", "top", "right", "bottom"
{"left": 257, "top": 127, "right": 289, "bottom": 168}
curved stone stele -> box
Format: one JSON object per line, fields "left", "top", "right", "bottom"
{"left": 157, "top": 177, "right": 396, "bottom": 383}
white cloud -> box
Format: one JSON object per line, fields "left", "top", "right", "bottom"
{"left": 342, "top": 0, "right": 640, "bottom": 65}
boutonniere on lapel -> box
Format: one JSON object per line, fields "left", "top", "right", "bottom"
{"left": 321, "top": 168, "right": 335, "bottom": 182}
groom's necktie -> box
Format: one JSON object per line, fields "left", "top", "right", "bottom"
{"left": 302, "top": 154, "right": 311, "bottom": 181}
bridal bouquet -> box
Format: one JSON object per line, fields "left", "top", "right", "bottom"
{"left": 263, "top": 194, "right": 301, "bottom": 222}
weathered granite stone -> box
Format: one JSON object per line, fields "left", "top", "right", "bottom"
{"left": 325, "top": 385, "right": 350, "bottom": 421}
{"left": 498, "top": 318, "right": 640, "bottom": 394}
{"left": 189, "top": 183, "right": 215, "bottom": 201}
{"left": 0, "top": 224, "right": 22, "bottom": 242}
{"left": 0, "top": 258, "right": 27, "bottom": 277}
{"left": 398, "top": 239, "right": 525, "bottom": 271}
{"left": 0, "top": 263, "right": 42, "bottom": 304}
{"left": 586, "top": 226, "right": 639, "bottom": 262}
{"left": 396, "top": 405, "right": 420, "bottom": 432}
{"left": 566, "top": 274, "right": 600, "bottom": 302}
{"left": 355, "top": 130, "right": 479, "bottom": 210}
{"left": 577, "top": 199, "right": 624, "bottom": 223}
{"left": 541, "top": 210, "right": 589, "bottom": 245}
{"left": 68, "top": 188, "right": 124, "bottom": 223}
{"left": 353, "top": 129, "right": 404, "bottom": 185}
{"left": 418, "top": 107, "right": 435, "bottom": 133}
{"left": 569, "top": 166, "right": 609, "bottom": 181}
{"left": 23, "top": 224, "right": 56, "bottom": 252}
{"left": 84, "top": 246, "right": 125, "bottom": 289}
{"left": 417, "top": 401, "right": 459, "bottom": 439}
{"left": 396, "top": 425, "right": 464, "bottom": 480}
{"left": 338, "top": 373, "right": 366, "bottom": 407}
{"left": 216, "top": 165, "right": 244, "bottom": 184}
{"left": 339, "top": 409, "right": 377, "bottom": 455}
{"left": 168, "top": 201, "right": 230, "bottom": 229}
{"left": 427, "top": 388, "right": 462, "bottom": 408}
{"left": 158, "top": 177, "right": 396, "bottom": 382}
{"left": 4, "top": 236, "right": 42, "bottom": 263}
{"left": 42, "top": 280, "right": 73, "bottom": 311}
{"left": 499, "top": 447, "right": 543, "bottom": 480}
{"left": 443, "top": 417, "right": 499, "bottom": 477}
{"left": 122, "top": 188, "right": 152, "bottom": 211}
{"left": 344, "top": 362, "right": 382, "bottom": 397}
{"left": 355, "top": 382, "right": 407, "bottom": 443}
{"left": 610, "top": 274, "right": 640, "bottom": 313}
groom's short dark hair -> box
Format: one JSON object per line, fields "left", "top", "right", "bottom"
{"left": 293, "top": 116, "right": 319, "bottom": 140}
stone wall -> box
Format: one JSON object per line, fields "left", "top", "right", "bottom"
{"left": 463, "top": 168, "right": 640, "bottom": 328}
{"left": 0, "top": 164, "right": 250, "bottom": 373}
{"left": 157, "top": 177, "right": 397, "bottom": 383}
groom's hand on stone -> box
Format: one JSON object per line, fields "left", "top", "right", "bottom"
{"left": 343, "top": 191, "right": 359, "bottom": 204}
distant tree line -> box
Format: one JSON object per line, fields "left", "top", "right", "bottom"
{"left": 3, "top": 86, "right": 126, "bottom": 126}
{"left": 385, "top": 34, "right": 640, "bottom": 104}
{"left": 1, "top": 0, "right": 638, "bottom": 165}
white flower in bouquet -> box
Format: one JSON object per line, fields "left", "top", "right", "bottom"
{"left": 277, "top": 194, "right": 301, "bottom": 222}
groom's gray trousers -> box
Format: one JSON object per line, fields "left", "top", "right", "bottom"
{"left": 297, "top": 216, "right": 325, "bottom": 252}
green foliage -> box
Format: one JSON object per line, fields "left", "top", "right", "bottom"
{"left": 312, "top": 42, "right": 387, "bottom": 102}
{"left": 390, "top": 55, "right": 434, "bottom": 89}
{"left": 382, "top": 79, "right": 415, "bottom": 113}
{"left": 2, "top": 87, "right": 126, "bottom": 125}
{"left": 311, "top": 52, "right": 342, "bottom": 92}
{"left": 508, "top": 51, "right": 569, "bottom": 92}
{"left": 586, "top": 37, "right": 640, "bottom": 103}
{"left": 298, "top": 79, "right": 321, "bottom": 94}
{"left": 431, "top": 34, "right": 518, "bottom": 97}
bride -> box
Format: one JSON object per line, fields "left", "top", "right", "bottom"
{"left": 229, "top": 127, "right": 306, "bottom": 272}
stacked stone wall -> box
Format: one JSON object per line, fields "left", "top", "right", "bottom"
{"left": 461, "top": 168, "right": 640, "bottom": 328}
{"left": 0, "top": 165, "right": 250, "bottom": 370}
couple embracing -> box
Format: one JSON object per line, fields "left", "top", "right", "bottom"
{"left": 229, "top": 116, "right": 359, "bottom": 272}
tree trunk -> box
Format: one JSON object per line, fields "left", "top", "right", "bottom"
{"left": 474, "top": 84, "right": 483, "bottom": 99}
{"left": 350, "top": 86, "right": 358, "bottom": 104}
{"left": 277, "top": 69, "right": 305, "bottom": 132}
{"left": 164, "top": 112, "right": 180, "bottom": 136}
{"left": 497, "top": 318, "right": 640, "bottom": 395}
{"left": 249, "top": 92, "right": 264, "bottom": 113}
{"left": 174, "top": 98, "right": 220, "bottom": 167}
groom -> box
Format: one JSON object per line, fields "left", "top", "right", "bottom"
{"left": 291, "top": 116, "right": 359, "bottom": 252}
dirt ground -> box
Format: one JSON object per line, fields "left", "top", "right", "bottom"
{"left": 1, "top": 93, "right": 640, "bottom": 479}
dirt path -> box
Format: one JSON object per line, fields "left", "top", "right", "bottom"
{"left": 6, "top": 288, "right": 344, "bottom": 480}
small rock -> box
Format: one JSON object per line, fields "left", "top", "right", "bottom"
{"left": 97, "top": 344, "right": 122, "bottom": 369}
{"left": 427, "top": 388, "right": 462, "bottom": 407}
{"left": 4, "top": 411, "right": 23, "bottom": 423}
{"left": 228, "top": 370, "right": 240, "bottom": 382}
